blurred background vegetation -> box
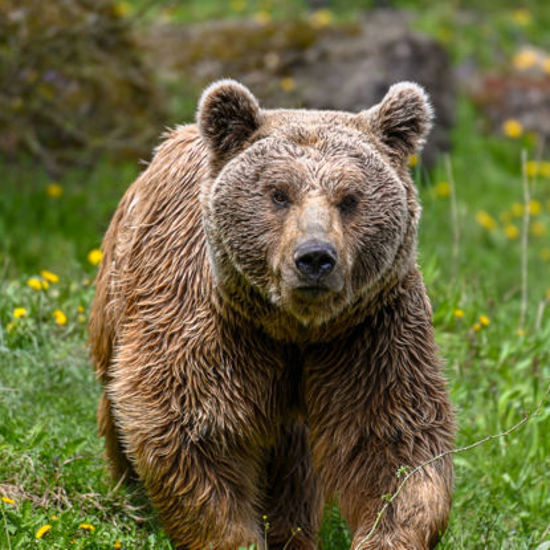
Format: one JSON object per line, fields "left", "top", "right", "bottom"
{"left": 1, "top": 1, "right": 549, "bottom": 548}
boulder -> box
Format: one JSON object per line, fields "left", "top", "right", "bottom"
{"left": 144, "top": 10, "right": 456, "bottom": 167}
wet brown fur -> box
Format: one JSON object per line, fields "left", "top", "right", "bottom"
{"left": 89, "top": 80, "right": 455, "bottom": 549}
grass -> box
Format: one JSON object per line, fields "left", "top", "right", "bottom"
{"left": 1, "top": 2, "right": 550, "bottom": 549}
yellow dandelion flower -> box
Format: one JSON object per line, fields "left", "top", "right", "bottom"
{"left": 229, "top": 0, "right": 245, "bottom": 11}
{"left": 528, "top": 199, "right": 542, "bottom": 215}
{"left": 511, "top": 202, "right": 524, "bottom": 217}
{"left": 40, "top": 270, "right": 59, "bottom": 283}
{"left": 310, "top": 8, "right": 334, "bottom": 28}
{"left": 502, "top": 119, "right": 523, "bottom": 138}
{"left": 53, "top": 310, "right": 67, "bottom": 326}
{"left": 279, "top": 77, "right": 296, "bottom": 92}
{"left": 114, "top": 540, "right": 122, "bottom": 549}
{"left": 87, "top": 249, "right": 103, "bottom": 266}
{"left": 542, "top": 57, "right": 550, "bottom": 74}
{"left": 476, "top": 210, "right": 497, "bottom": 231}
{"left": 1, "top": 496, "right": 15, "bottom": 504}
{"left": 79, "top": 523, "right": 95, "bottom": 531}
{"left": 78, "top": 314, "right": 87, "bottom": 323}
{"left": 540, "top": 161, "right": 550, "bottom": 178}
{"left": 408, "top": 154, "right": 418, "bottom": 167}
{"left": 516, "top": 328, "right": 525, "bottom": 337}
{"left": 454, "top": 309, "right": 464, "bottom": 318}
{"left": 35, "top": 524, "right": 52, "bottom": 539}
{"left": 512, "top": 49, "right": 538, "bottom": 71}
{"left": 510, "top": 9, "right": 532, "bottom": 26}
{"left": 479, "top": 315, "right": 490, "bottom": 326}
{"left": 531, "top": 220, "right": 546, "bottom": 237}
{"left": 13, "top": 307, "right": 27, "bottom": 319}
{"left": 28, "top": 278, "right": 50, "bottom": 290}
{"left": 540, "top": 248, "right": 550, "bottom": 261}
{"left": 253, "top": 10, "right": 271, "bottom": 25}
{"left": 77, "top": 305, "right": 85, "bottom": 313}
{"left": 113, "top": 1, "right": 132, "bottom": 17}
{"left": 434, "top": 181, "right": 451, "bottom": 198}
{"left": 504, "top": 224, "right": 519, "bottom": 239}
{"left": 27, "top": 277, "right": 43, "bottom": 291}
{"left": 473, "top": 323, "right": 482, "bottom": 332}
{"left": 51, "top": 515, "right": 59, "bottom": 521}
{"left": 46, "top": 183, "right": 63, "bottom": 198}
{"left": 525, "top": 160, "right": 538, "bottom": 178}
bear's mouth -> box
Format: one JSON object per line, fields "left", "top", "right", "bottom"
{"left": 293, "top": 286, "right": 330, "bottom": 300}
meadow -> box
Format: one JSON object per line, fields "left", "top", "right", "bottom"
{"left": 1, "top": 2, "right": 550, "bottom": 548}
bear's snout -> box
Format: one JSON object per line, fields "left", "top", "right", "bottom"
{"left": 293, "top": 240, "right": 337, "bottom": 281}
{"left": 279, "top": 194, "right": 347, "bottom": 302}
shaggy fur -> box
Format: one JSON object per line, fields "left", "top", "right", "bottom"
{"left": 89, "top": 79, "right": 455, "bottom": 549}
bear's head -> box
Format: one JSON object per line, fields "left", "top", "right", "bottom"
{"left": 197, "top": 80, "right": 432, "bottom": 329}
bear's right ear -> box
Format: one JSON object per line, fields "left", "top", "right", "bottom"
{"left": 197, "top": 79, "right": 263, "bottom": 164}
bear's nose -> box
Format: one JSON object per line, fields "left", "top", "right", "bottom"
{"left": 293, "top": 240, "right": 337, "bottom": 281}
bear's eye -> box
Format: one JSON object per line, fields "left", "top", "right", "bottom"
{"left": 338, "top": 194, "right": 359, "bottom": 214}
{"left": 272, "top": 189, "right": 291, "bottom": 208}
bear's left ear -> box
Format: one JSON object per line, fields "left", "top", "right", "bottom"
{"left": 197, "top": 79, "right": 263, "bottom": 164}
{"left": 360, "top": 82, "right": 433, "bottom": 163}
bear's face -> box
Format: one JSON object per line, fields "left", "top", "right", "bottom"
{"left": 198, "top": 80, "right": 432, "bottom": 326}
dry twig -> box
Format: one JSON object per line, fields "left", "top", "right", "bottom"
{"left": 357, "top": 383, "right": 550, "bottom": 548}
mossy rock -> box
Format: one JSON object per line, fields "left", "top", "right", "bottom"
{"left": 144, "top": 11, "right": 454, "bottom": 166}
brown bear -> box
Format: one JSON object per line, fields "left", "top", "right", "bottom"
{"left": 89, "top": 79, "right": 455, "bottom": 550}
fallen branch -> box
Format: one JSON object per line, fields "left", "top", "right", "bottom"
{"left": 357, "top": 383, "right": 550, "bottom": 548}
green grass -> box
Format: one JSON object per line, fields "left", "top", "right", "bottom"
{"left": 0, "top": 279, "right": 170, "bottom": 547}
{"left": 2, "top": 2, "right": 550, "bottom": 548}
{"left": 1, "top": 107, "right": 549, "bottom": 549}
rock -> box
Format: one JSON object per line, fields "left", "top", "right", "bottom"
{"left": 144, "top": 10, "right": 456, "bottom": 167}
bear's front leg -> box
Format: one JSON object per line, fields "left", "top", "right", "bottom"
{"left": 110, "top": 388, "right": 264, "bottom": 549}
{"left": 347, "top": 461, "right": 452, "bottom": 550}
{"left": 106, "top": 324, "right": 281, "bottom": 549}
{"left": 305, "top": 275, "right": 455, "bottom": 549}
{"left": 145, "top": 438, "right": 263, "bottom": 550}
